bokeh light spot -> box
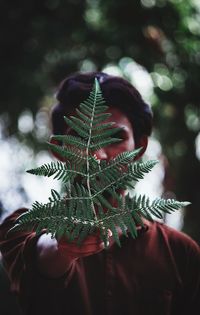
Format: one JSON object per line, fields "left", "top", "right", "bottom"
{"left": 18, "top": 110, "right": 34, "bottom": 134}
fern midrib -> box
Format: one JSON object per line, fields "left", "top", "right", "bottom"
{"left": 24, "top": 207, "right": 141, "bottom": 227}
{"left": 86, "top": 82, "right": 98, "bottom": 220}
{"left": 29, "top": 214, "right": 96, "bottom": 225}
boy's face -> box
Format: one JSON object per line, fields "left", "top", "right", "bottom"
{"left": 51, "top": 106, "right": 146, "bottom": 206}
{"left": 65, "top": 106, "right": 136, "bottom": 205}
{"left": 66, "top": 107, "right": 136, "bottom": 161}
{"left": 94, "top": 107, "right": 135, "bottom": 161}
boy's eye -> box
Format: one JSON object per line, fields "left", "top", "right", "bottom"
{"left": 113, "top": 130, "right": 126, "bottom": 139}
{"left": 67, "top": 128, "right": 127, "bottom": 140}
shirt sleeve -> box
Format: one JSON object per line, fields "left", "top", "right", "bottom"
{"left": 0, "top": 209, "right": 75, "bottom": 295}
{"left": 0, "top": 209, "right": 36, "bottom": 291}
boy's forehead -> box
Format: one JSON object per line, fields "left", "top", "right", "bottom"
{"left": 65, "top": 106, "right": 132, "bottom": 132}
{"left": 104, "top": 107, "right": 132, "bottom": 129}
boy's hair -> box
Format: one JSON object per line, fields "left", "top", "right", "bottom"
{"left": 51, "top": 72, "right": 153, "bottom": 145}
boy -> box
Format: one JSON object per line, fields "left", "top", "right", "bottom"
{"left": 0, "top": 72, "right": 200, "bottom": 315}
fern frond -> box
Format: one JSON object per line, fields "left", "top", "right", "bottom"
{"left": 130, "top": 160, "right": 158, "bottom": 181}
{"left": 90, "top": 138, "right": 122, "bottom": 151}
{"left": 46, "top": 142, "right": 87, "bottom": 164}
{"left": 63, "top": 116, "right": 89, "bottom": 138}
{"left": 49, "top": 189, "right": 61, "bottom": 202}
{"left": 51, "top": 135, "right": 88, "bottom": 149}
{"left": 27, "top": 161, "right": 86, "bottom": 183}
{"left": 90, "top": 148, "right": 142, "bottom": 178}
{"left": 91, "top": 160, "right": 158, "bottom": 198}
{"left": 92, "top": 112, "right": 112, "bottom": 124}
{"left": 10, "top": 77, "right": 191, "bottom": 247}
{"left": 90, "top": 127, "right": 122, "bottom": 140}
{"left": 132, "top": 195, "right": 190, "bottom": 220}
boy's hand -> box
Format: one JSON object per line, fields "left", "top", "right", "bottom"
{"left": 36, "top": 230, "right": 112, "bottom": 278}
{"left": 58, "top": 229, "right": 112, "bottom": 259}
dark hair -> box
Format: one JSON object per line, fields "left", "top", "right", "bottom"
{"left": 51, "top": 72, "right": 153, "bottom": 145}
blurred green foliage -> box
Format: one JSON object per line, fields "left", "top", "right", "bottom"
{"left": 0, "top": 0, "right": 200, "bottom": 242}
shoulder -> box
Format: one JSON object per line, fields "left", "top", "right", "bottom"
{"left": 0, "top": 207, "right": 28, "bottom": 224}
{"left": 0, "top": 208, "right": 28, "bottom": 239}
{"left": 145, "top": 219, "right": 200, "bottom": 257}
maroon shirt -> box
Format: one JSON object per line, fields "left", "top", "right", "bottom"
{"left": 0, "top": 208, "right": 200, "bottom": 315}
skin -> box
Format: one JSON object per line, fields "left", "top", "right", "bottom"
{"left": 36, "top": 107, "right": 148, "bottom": 278}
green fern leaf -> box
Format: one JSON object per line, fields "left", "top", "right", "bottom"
{"left": 10, "top": 78, "right": 191, "bottom": 247}
{"left": 51, "top": 135, "right": 88, "bottom": 149}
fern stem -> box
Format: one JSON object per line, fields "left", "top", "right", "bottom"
{"left": 85, "top": 80, "right": 99, "bottom": 221}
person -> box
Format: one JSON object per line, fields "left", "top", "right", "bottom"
{"left": 0, "top": 72, "right": 200, "bottom": 315}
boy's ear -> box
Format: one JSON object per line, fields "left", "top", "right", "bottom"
{"left": 49, "top": 136, "right": 65, "bottom": 161}
{"left": 135, "top": 136, "right": 148, "bottom": 160}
